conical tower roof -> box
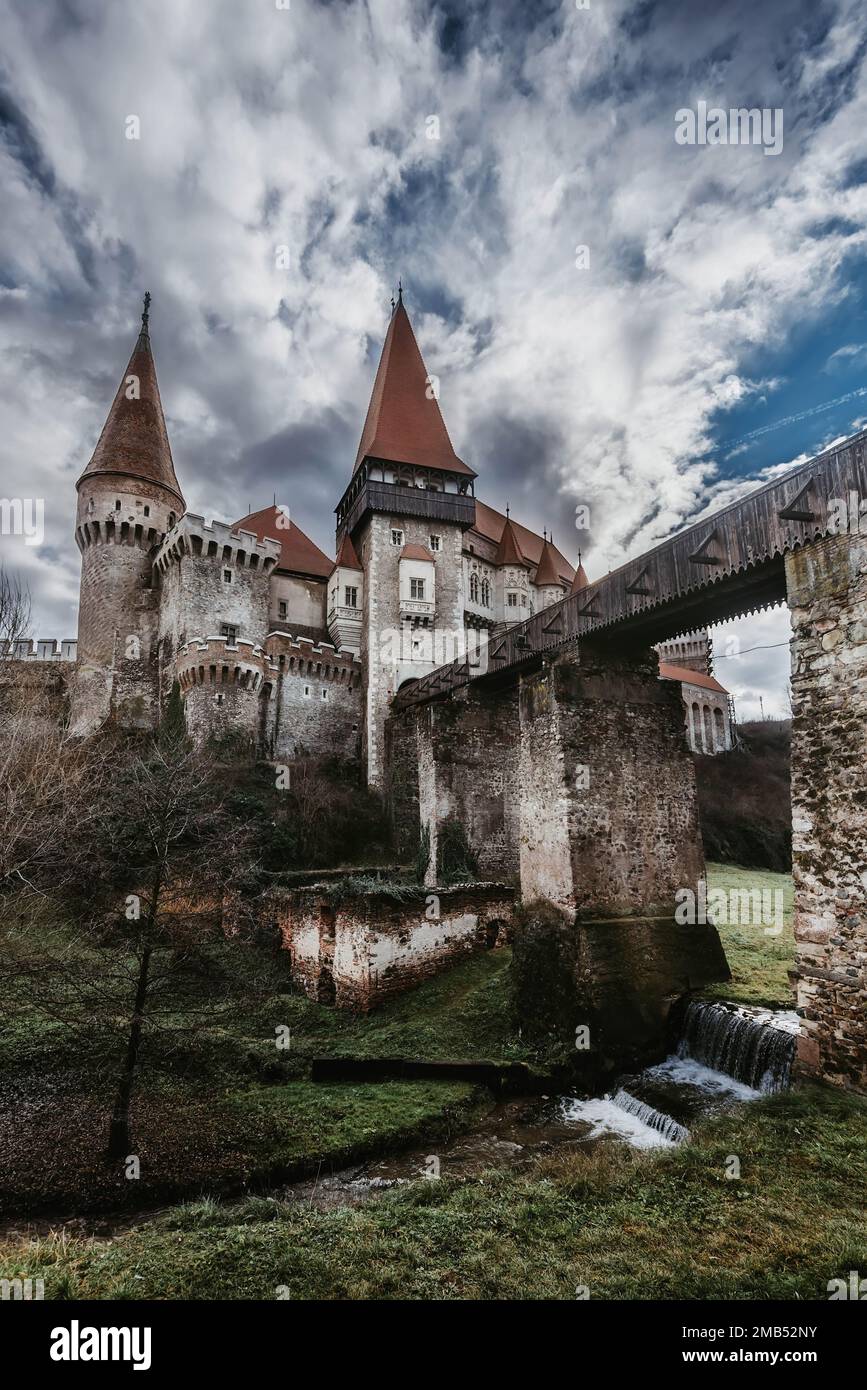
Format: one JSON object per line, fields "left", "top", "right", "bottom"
{"left": 354, "top": 295, "right": 474, "bottom": 477}
{"left": 535, "top": 536, "right": 565, "bottom": 587}
{"left": 570, "top": 554, "right": 590, "bottom": 593}
{"left": 495, "top": 516, "right": 530, "bottom": 567}
{"left": 332, "top": 530, "right": 363, "bottom": 573}
{"left": 77, "top": 295, "right": 184, "bottom": 508}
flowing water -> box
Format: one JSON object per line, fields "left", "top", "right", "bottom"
{"left": 283, "top": 1001, "right": 799, "bottom": 1207}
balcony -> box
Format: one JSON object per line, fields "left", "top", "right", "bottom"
{"left": 328, "top": 604, "right": 361, "bottom": 625}
{"left": 399, "top": 597, "right": 436, "bottom": 622}
{"left": 337, "top": 478, "right": 477, "bottom": 535}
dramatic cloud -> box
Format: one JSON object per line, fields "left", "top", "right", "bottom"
{"left": 2, "top": 0, "right": 867, "bottom": 715}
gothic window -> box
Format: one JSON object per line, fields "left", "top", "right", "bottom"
{"left": 391, "top": 528, "right": 404, "bottom": 546}
{"left": 410, "top": 578, "right": 425, "bottom": 600}
{"left": 470, "top": 573, "right": 479, "bottom": 602}
{"left": 481, "top": 579, "right": 490, "bottom": 607}
{"left": 429, "top": 534, "right": 441, "bottom": 551}
{"left": 344, "top": 586, "right": 358, "bottom": 608}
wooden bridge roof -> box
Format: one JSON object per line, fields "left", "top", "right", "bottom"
{"left": 395, "top": 426, "right": 867, "bottom": 708}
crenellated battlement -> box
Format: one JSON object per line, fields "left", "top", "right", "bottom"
{"left": 0, "top": 638, "right": 78, "bottom": 662}
{"left": 155, "top": 514, "right": 281, "bottom": 575}
{"left": 176, "top": 635, "right": 272, "bottom": 694}
{"left": 265, "top": 631, "right": 362, "bottom": 687}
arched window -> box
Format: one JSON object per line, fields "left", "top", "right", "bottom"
{"left": 713, "top": 706, "right": 725, "bottom": 751}
{"left": 481, "top": 578, "right": 490, "bottom": 607}
{"left": 691, "top": 702, "right": 701, "bottom": 752}
{"left": 702, "top": 704, "right": 713, "bottom": 753}
{"left": 469, "top": 573, "right": 479, "bottom": 602}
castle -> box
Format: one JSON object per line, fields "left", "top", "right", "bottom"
{"left": 10, "top": 291, "right": 733, "bottom": 779}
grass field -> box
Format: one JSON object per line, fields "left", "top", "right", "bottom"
{"left": 2, "top": 1085, "right": 864, "bottom": 1300}
{"left": 705, "top": 862, "right": 795, "bottom": 1009}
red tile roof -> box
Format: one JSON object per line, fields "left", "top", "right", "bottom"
{"left": 354, "top": 300, "right": 474, "bottom": 477}
{"left": 400, "top": 542, "right": 435, "bottom": 561}
{"left": 332, "top": 531, "right": 362, "bottom": 572}
{"left": 233, "top": 504, "right": 333, "bottom": 579}
{"left": 494, "top": 516, "right": 529, "bottom": 566}
{"left": 570, "top": 562, "right": 589, "bottom": 593}
{"left": 534, "top": 538, "right": 566, "bottom": 588}
{"left": 78, "top": 322, "right": 184, "bottom": 507}
{"left": 659, "top": 661, "right": 728, "bottom": 695}
{"left": 472, "top": 500, "right": 574, "bottom": 583}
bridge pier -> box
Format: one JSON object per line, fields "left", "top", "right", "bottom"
{"left": 517, "top": 645, "right": 705, "bottom": 915}
{"left": 386, "top": 682, "right": 521, "bottom": 885}
{"left": 787, "top": 531, "right": 867, "bottom": 1092}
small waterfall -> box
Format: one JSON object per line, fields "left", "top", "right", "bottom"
{"left": 678, "top": 1001, "right": 795, "bottom": 1093}
{"left": 610, "top": 1089, "right": 690, "bottom": 1144}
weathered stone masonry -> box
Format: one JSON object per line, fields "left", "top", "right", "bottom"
{"left": 787, "top": 531, "right": 867, "bottom": 1092}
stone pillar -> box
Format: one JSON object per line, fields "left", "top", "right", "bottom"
{"left": 385, "top": 683, "right": 521, "bottom": 886}
{"left": 786, "top": 532, "right": 867, "bottom": 1093}
{"left": 514, "top": 642, "right": 728, "bottom": 1075}
{"left": 518, "top": 644, "right": 705, "bottom": 916}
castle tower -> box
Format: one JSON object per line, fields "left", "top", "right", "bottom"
{"left": 335, "top": 291, "right": 477, "bottom": 787}
{"left": 69, "top": 295, "right": 185, "bottom": 736}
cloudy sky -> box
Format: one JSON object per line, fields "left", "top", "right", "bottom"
{"left": 2, "top": 0, "right": 867, "bottom": 717}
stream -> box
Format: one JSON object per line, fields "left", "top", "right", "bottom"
{"left": 283, "top": 1000, "right": 799, "bottom": 1208}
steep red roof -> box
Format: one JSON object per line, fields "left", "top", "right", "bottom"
{"left": 400, "top": 542, "right": 435, "bottom": 562}
{"left": 354, "top": 299, "right": 474, "bottom": 477}
{"left": 233, "top": 505, "right": 333, "bottom": 579}
{"left": 332, "top": 530, "right": 362, "bottom": 572}
{"left": 570, "top": 560, "right": 589, "bottom": 593}
{"left": 472, "top": 501, "right": 574, "bottom": 583}
{"left": 535, "top": 538, "right": 566, "bottom": 588}
{"left": 659, "top": 661, "right": 728, "bottom": 695}
{"left": 494, "top": 517, "right": 529, "bottom": 567}
{"left": 78, "top": 310, "right": 184, "bottom": 507}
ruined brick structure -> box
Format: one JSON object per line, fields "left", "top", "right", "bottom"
{"left": 224, "top": 880, "right": 514, "bottom": 1011}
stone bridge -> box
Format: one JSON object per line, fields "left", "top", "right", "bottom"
{"left": 386, "top": 429, "right": 867, "bottom": 1092}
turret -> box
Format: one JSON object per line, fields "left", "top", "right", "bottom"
{"left": 69, "top": 295, "right": 185, "bottom": 735}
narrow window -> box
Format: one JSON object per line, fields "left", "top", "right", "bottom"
{"left": 429, "top": 534, "right": 441, "bottom": 551}
{"left": 143, "top": 505, "right": 150, "bottom": 517}
{"left": 223, "top": 569, "right": 232, "bottom": 584}
{"left": 507, "top": 592, "right": 518, "bottom": 607}
{"left": 469, "top": 573, "right": 479, "bottom": 603}
{"left": 278, "top": 600, "right": 288, "bottom": 619}
{"left": 344, "top": 586, "right": 358, "bottom": 608}
{"left": 115, "top": 499, "right": 121, "bottom": 510}
{"left": 481, "top": 579, "right": 490, "bottom": 607}
{"left": 410, "top": 578, "right": 425, "bottom": 600}
{"left": 391, "top": 528, "right": 403, "bottom": 546}
{"left": 303, "top": 685, "right": 311, "bottom": 698}
{"left": 321, "top": 688, "right": 328, "bottom": 700}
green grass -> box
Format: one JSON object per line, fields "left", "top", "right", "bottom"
{"left": 3, "top": 1086, "right": 864, "bottom": 1300}
{"left": 704, "top": 863, "right": 795, "bottom": 1009}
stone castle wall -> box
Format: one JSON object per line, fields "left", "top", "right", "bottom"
{"left": 786, "top": 531, "right": 867, "bottom": 1092}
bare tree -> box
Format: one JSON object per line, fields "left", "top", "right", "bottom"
{"left": 0, "top": 564, "right": 31, "bottom": 655}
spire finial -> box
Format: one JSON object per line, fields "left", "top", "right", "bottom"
{"left": 505, "top": 503, "right": 510, "bottom": 519}
{"left": 397, "top": 278, "right": 403, "bottom": 303}
{"left": 578, "top": 548, "right": 582, "bottom": 566}
{"left": 543, "top": 527, "right": 547, "bottom": 542}
{"left": 141, "top": 290, "right": 151, "bottom": 332}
